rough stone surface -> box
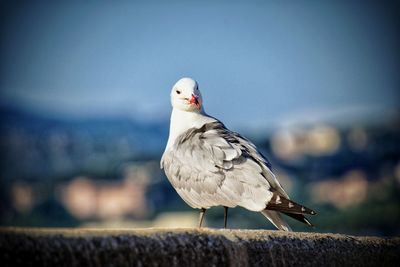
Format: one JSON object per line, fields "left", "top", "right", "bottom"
{"left": 0, "top": 227, "right": 399, "bottom": 267}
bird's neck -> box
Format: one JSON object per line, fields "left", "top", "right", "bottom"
{"left": 165, "top": 108, "right": 215, "bottom": 150}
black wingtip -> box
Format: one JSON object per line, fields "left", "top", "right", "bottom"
{"left": 266, "top": 193, "right": 316, "bottom": 216}
{"left": 282, "top": 212, "right": 314, "bottom": 227}
{"left": 310, "top": 210, "right": 317, "bottom": 215}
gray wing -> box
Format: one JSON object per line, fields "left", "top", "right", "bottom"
{"left": 161, "top": 121, "right": 289, "bottom": 211}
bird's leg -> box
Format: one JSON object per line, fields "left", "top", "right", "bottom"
{"left": 198, "top": 208, "right": 206, "bottom": 228}
{"left": 224, "top": 206, "right": 228, "bottom": 229}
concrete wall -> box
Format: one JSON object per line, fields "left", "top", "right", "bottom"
{"left": 1, "top": 227, "right": 399, "bottom": 267}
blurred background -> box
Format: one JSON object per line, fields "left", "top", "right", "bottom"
{"left": 0, "top": 0, "right": 399, "bottom": 236}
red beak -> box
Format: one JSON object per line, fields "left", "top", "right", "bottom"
{"left": 189, "top": 94, "right": 200, "bottom": 108}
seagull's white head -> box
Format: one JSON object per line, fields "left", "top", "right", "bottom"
{"left": 170, "top": 77, "right": 203, "bottom": 112}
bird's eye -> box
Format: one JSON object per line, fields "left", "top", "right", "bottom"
{"left": 176, "top": 90, "right": 181, "bottom": 94}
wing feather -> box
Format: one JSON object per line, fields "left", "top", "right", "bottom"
{"left": 161, "top": 121, "right": 286, "bottom": 211}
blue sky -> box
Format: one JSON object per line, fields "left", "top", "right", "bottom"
{"left": 0, "top": 0, "right": 399, "bottom": 129}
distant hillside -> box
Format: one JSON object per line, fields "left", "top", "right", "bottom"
{"left": 0, "top": 105, "right": 169, "bottom": 180}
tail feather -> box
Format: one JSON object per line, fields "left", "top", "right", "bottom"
{"left": 261, "top": 210, "right": 292, "bottom": 231}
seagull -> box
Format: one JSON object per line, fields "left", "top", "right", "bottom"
{"left": 161, "top": 77, "right": 316, "bottom": 231}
